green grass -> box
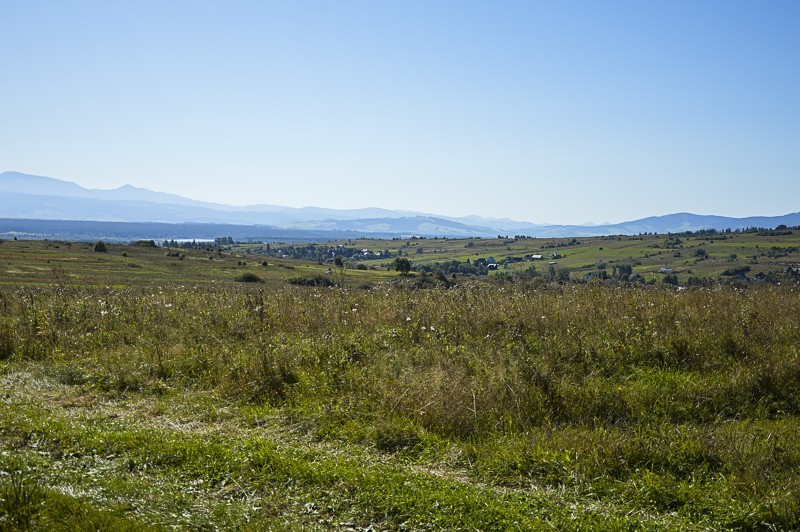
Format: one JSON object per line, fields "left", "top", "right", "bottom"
{"left": 311, "top": 231, "right": 800, "bottom": 283}
{"left": 3, "top": 231, "right": 799, "bottom": 288}
{"left": 1, "top": 238, "right": 800, "bottom": 529}
{"left": 0, "top": 239, "right": 399, "bottom": 289}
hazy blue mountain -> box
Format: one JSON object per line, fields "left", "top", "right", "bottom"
{"left": 0, "top": 171, "right": 511, "bottom": 234}
{"left": 1, "top": 171, "right": 797, "bottom": 240}
{"left": 288, "top": 216, "right": 500, "bottom": 237}
{"left": 0, "top": 172, "right": 460, "bottom": 222}
{"left": 521, "top": 212, "right": 800, "bottom": 238}
{"left": 0, "top": 171, "right": 217, "bottom": 208}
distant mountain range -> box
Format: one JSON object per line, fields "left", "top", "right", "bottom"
{"left": 1, "top": 171, "right": 798, "bottom": 241}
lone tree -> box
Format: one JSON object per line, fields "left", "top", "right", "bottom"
{"left": 93, "top": 240, "right": 107, "bottom": 253}
{"left": 394, "top": 257, "right": 411, "bottom": 274}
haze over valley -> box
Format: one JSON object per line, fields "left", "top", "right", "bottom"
{"left": 3, "top": 171, "right": 799, "bottom": 241}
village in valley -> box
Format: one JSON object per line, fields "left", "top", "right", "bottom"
{"left": 197, "top": 226, "right": 800, "bottom": 288}
{"left": 3, "top": 225, "right": 800, "bottom": 290}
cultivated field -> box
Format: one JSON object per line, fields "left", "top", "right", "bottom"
{"left": 1, "top": 238, "right": 799, "bottom": 530}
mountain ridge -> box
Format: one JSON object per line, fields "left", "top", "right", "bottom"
{"left": 1, "top": 171, "right": 798, "bottom": 239}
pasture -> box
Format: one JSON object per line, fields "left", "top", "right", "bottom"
{"left": 316, "top": 230, "right": 800, "bottom": 283}
{"left": 0, "top": 237, "right": 799, "bottom": 529}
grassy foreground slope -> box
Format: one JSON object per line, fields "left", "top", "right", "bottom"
{"left": 1, "top": 239, "right": 799, "bottom": 529}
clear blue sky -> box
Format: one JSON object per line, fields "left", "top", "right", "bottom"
{"left": 2, "top": 1, "right": 798, "bottom": 224}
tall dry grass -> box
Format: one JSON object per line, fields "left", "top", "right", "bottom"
{"left": 3, "top": 281, "right": 799, "bottom": 525}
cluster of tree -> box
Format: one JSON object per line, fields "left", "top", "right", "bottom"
{"left": 662, "top": 236, "right": 683, "bottom": 248}
{"left": 765, "top": 246, "right": 799, "bottom": 258}
{"left": 162, "top": 236, "right": 259, "bottom": 250}
{"left": 757, "top": 229, "right": 795, "bottom": 236}
{"left": 513, "top": 264, "right": 572, "bottom": 283}
{"left": 541, "top": 238, "right": 581, "bottom": 249}
{"left": 612, "top": 264, "right": 634, "bottom": 279}
{"left": 672, "top": 225, "right": 798, "bottom": 238}
{"left": 662, "top": 274, "right": 679, "bottom": 286}
{"left": 721, "top": 266, "right": 751, "bottom": 277}
{"left": 288, "top": 275, "right": 336, "bottom": 287}
{"left": 162, "top": 239, "right": 215, "bottom": 250}
{"left": 260, "top": 243, "right": 395, "bottom": 263}
{"left": 410, "top": 259, "right": 488, "bottom": 276}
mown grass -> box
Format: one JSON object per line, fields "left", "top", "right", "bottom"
{"left": 1, "top": 274, "right": 799, "bottom": 529}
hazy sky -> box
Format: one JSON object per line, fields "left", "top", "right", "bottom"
{"left": 2, "top": 1, "right": 798, "bottom": 224}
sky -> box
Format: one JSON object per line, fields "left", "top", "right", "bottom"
{"left": 1, "top": 1, "right": 798, "bottom": 225}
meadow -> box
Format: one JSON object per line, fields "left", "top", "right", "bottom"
{"left": 335, "top": 230, "right": 800, "bottom": 284}
{"left": 1, "top": 237, "right": 799, "bottom": 530}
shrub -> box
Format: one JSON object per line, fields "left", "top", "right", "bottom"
{"left": 288, "top": 275, "right": 335, "bottom": 287}
{"left": 394, "top": 258, "right": 412, "bottom": 274}
{"left": 234, "top": 272, "right": 264, "bottom": 283}
{"left": 93, "top": 240, "right": 107, "bottom": 252}
{"left": 721, "top": 266, "right": 751, "bottom": 277}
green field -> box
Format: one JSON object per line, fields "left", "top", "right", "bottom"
{"left": 2, "top": 230, "right": 799, "bottom": 288}
{"left": 1, "top": 237, "right": 799, "bottom": 529}
{"left": 326, "top": 230, "right": 800, "bottom": 284}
